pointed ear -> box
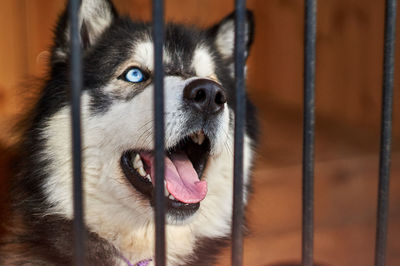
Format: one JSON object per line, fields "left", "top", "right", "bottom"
{"left": 207, "top": 10, "right": 254, "bottom": 63}
{"left": 52, "top": 0, "right": 118, "bottom": 62}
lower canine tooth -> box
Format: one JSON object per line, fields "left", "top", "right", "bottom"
{"left": 138, "top": 167, "right": 146, "bottom": 177}
{"left": 168, "top": 194, "right": 174, "bottom": 200}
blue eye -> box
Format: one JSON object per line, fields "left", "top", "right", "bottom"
{"left": 124, "top": 67, "right": 146, "bottom": 83}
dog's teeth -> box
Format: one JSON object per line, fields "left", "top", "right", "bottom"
{"left": 133, "top": 154, "right": 143, "bottom": 169}
{"left": 197, "top": 131, "right": 205, "bottom": 145}
{"left": 168, "top": 194, "right": 175, "bottom": 200}
{"left": 164, "top": 181, "right": 169, "bottom": 195}
{"left": 191, "top": 131, "right": 205, "bottom": 145}
{"left": 163, "top": 180, "right": 169, "bottom": 197}
{"left": 145, "top": 174, "right": 151, "bottom": 182}
{"left": 138, "top": 167, "right": 146, "bottom": 177}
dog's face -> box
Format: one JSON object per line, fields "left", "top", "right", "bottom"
{"left": 37, "top": 0, "right": 255, "bottom": 263}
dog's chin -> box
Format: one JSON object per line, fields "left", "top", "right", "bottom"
{"left": 120, "top": 131, "right": 211, "bottom": 222}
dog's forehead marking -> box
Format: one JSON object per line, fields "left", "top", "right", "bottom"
{"left": 133, "top": 41, "right": 171, "bottom": 71}
{"left": 191, "top": 45, "right": 215, "bottom": 78}
{"left": 124, "top": 41, "right": 215, "bottom": 79}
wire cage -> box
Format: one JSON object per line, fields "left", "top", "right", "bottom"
{"left": 67, "top": 0, "right": 398, "bottom": 265}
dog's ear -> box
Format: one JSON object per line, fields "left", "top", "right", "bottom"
{"left": 52, "top": 0, "right": 118, "bottom": 62}
{"left": 207, "top": 10, "right": 254, "bottom": 67}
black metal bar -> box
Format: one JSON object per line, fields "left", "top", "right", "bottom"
{"left": 152, "top": 0, "right": 166, "bottom": 265}
{"left": 375, "top": 1, "right": 398, "bottom": 265}
{"left": 302, "top": 0, "right": 317, "bottom": 266}
{"left": 231, "top": 0, "right": 246, "bottom": 265}
{"left": 69, "top": 0, "right": 85, "bottom": 265}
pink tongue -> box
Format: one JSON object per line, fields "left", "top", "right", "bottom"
{"left": 140, "top": 152, "right": 207, "bottom": 204}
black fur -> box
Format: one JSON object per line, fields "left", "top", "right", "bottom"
{"left": 0, "top": 214, "right": 119, "bottom": 265}
{"left": 183, "top": 237, "right": 230, "bottom": 266}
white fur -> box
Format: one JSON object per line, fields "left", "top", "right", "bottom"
{"left": 55, "top": 0, "right": 114, "bottom": 61}
{"left": 215, "top": 19, "right": 250, "bottom": 60}
{"left": 215, "top": 20, "right": 235, "bottom": 59}
{"left": 80, "top": 0, "right": 114, "bottom": 42}
{"left": 191, "top": 45, "right": 215, "bottom": 78}
{"left": 133, "top": 41, "right": 171, "bottom": 72}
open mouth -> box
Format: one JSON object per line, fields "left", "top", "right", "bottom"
{"left": 120, "top": 130, "right": 210, "bottom": 218}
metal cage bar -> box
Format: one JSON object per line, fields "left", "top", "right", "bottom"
{"left": 375, "top": 1, "right": 398, "bottom": 265}
{"left": 153, "top": 0, "right": 166, "bottom": 265}
{"left": 231, "top": 0, "right": 247, "bottom": 265}
{"left": 69, "top": 0, "right": 85, "bottom": 265}
{"left": 302, "top": 0, "right": 317, "bottom": 266}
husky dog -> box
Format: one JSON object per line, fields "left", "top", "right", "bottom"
{"left": 0, "top": 0, "right": 257, "bottom": 265}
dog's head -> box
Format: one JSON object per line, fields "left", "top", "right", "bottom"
{"left": 37, "top": 0, "right": 255, "bottom": 245}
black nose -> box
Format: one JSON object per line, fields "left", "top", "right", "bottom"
{"left": 183, "top": 79, "right": 227, "bottom": 115}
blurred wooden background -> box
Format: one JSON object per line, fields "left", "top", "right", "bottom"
{"left": 0, "top": 0, "right": 399, "bottom": 265}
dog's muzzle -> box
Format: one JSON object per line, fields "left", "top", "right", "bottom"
{"left": 119, "top": 79, "right": 228, "bottom": 221}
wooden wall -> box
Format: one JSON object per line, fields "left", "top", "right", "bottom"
{"left": 0, "top": 0, "right": 399, "bottom": 147}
